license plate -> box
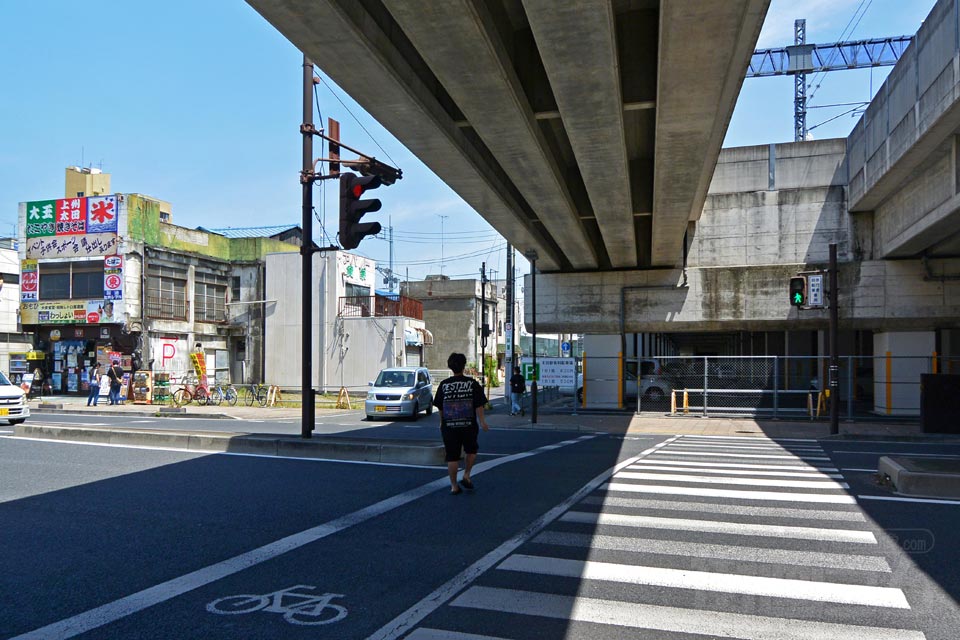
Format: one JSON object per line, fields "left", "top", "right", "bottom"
{"left": 375, "top": 406, "right": 386, "bottom": 412}
{"left": 0, "top": 408, "right": 9, "bottom": 416}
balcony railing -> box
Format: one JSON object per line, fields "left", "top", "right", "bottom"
{"left": 338, "top": 295, "right": 423, "bottom": 320}
{"left": 146, "top": 294, "right": 188, "bottom": 321}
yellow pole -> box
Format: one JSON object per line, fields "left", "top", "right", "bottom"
{"left": 885, "top": 351, "right": 892, "bottom": 415}
{"left": 683, "top": 389, "right": 689, "bottom": 414}
{"left": 670, "top": 390, "right": 677, "bottom": 414}
{"left": 932, "top": 351, "right": 938, "bottom": 375}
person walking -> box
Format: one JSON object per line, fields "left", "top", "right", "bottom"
{"left": 87, "top": 363, "right": 101, "bottom": 406}
{"left": 509, "top": 365, "right": 526, "bottom": 416}
{"left": 107, "top": 360, "right": 124, "bottom": 405}
{"left": 433, "top": 352, "right": 489, "bottom": 495}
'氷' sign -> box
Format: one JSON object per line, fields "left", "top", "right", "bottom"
{"left": 26, "top": 195, "right": 119, "bottom": 238}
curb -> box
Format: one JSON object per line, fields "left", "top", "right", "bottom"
{"left": 31, "top": 408, "right": 232, "bottom": 420}
{"left": 13, "top": 424, "right": 447, "bottom": 466}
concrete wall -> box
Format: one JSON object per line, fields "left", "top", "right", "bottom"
{"left": 873, "top": 331, "right": 936, "bottom": 416}
{"left": 527, "top": 139, "right": 960, "bottom": 333}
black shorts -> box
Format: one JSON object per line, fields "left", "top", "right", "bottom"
{"left": 440, "top": 424, "right": 479, "bottom": 462}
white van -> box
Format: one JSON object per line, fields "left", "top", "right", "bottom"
{"left": 0, "top": 371, "right": 29, "bottom": 425}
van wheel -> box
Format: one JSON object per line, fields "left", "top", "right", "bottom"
{"left": 426, "top": 399, "right": 433, "bottom": 415}
{"left": 644, "top": 387, "right": 665, "bottom": 402}
{"left": 411, "top": 402, "right": 419, "bottom": 421}
{"left": 8, "top": 419, "right": 25, "bottom": 425}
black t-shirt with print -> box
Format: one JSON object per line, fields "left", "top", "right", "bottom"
{"left": 433, "top": 375, "right": 487, "bottom": 429}
{"left": 509, "top": 373, "right": 526, "bottom": 393}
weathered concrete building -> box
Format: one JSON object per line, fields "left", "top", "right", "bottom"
{"left": 402, "top": 276, "right": 504, "bottom": 373}
{"left": 265, "top": 251, "right": 428, "bottom": 393}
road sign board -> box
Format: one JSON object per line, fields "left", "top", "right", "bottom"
{"left": 561, "top": 341, "right": 571, "bottom": 352}
{"left": 807, "top": 273, "right": 824, "bottom": 307}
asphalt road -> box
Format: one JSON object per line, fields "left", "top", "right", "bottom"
{"left": 2, "top": 415, "right": 959, "bottom": 639}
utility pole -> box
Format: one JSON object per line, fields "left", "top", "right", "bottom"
{"left": 388, "top": 220, "right": 395, "bottom": 292}
{"left": 525, "top": 250, "right": 538, "bottom": 424}
{"left": 300, "top": 55, "right": 316, "bottom": 439}
{"left": 829, "top": 243, "right": 839, "bottom": 435}
{"left": 794, "top": 18, "right": 807, "bottom": 142}
{"left": 480, "top": 262, "right": 487, "bottom": 385}
{"left": 438, "top": 215, "right": 448, "bottom": 276}
{"left": 506, "top": 243, "right": 514, "bottom": 369}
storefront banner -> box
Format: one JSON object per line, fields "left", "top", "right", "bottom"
{"left": 55, "top": 198, "right": 87, "bottom": 235}
{"left": 20, "top": 260, "right": 38, "bottom": 302}
{"left": 104, "top": 255, "right": 123, "bottom": 300}
{"left": 25, "top": 200, "right": 56, "bottom": 237}
{"left": 25, "top": 233, "right": 119, "bottom": 259}
{"left": 87, "top": 195, "right": 119, "bottom": 233}
{"left": 20, "top": 299, "right": 120, "bottom": 325}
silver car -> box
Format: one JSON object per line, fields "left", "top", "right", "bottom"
{"left": 365, "top": 367, "right": 433, "bottom": 420}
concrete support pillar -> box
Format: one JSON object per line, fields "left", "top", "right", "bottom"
{"left": 582, "top": 334, "right": 621, "bottom": 408}
{"left": 873, "top": 331, "right": 935, "bottom": 416}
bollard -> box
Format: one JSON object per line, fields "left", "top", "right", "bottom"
{"left": 670, "top": 390, "right": 677, "bottom": 414}
{"left": 683, "top": 390, "right": 690, "bottom": 414}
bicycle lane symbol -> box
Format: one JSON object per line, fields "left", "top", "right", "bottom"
{"left": 206, "top": 585, "right": 348, "bottom": 626}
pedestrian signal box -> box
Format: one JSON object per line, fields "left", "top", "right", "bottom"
{"left": 789, "top": 276, "right": 806, "bottom": 307}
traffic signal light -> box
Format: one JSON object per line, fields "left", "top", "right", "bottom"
{"left": 789, "top": 276, "right": 806, "bottom": 307}
{"left": 339, "top": 172, "right": 383, "bottom": 250}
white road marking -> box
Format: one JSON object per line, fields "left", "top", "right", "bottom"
{"left": 365, "top": 436, "right": 683, "bottom": 640}
{"left": 450, "top": 587, "right": 925, "bottom": 640}
{"left": 560, "top": 511, "right": 875, "bottom": 543}
{"left": 666, "top": 443, "right": 825, "bottom": 452}
{"left": 859, "top": 494, "right": 960, "bottom": 506}
{"left": 616, "top": 471, "right": 849, "bottom": 490}
{"left": 532, "top": 531, "right": 891, "bottom": 571}
{"left": 578, "top": 495, "right": 865, "bottom": 521}
{"left": 603, "top": 482, "right": 858, "bottom": 504}
{"left": 408, "top": 630, "right": 507, "bottom": 640}
{"left": 831, "top": 451, "right": 960, "bottom": 458}
{"left": 9, "top": 434, "right": 599, "bottom": 640}
{"left": 628, "top": 464, "right": 843, "bottom": 479}
{"left": 681, "top": 435, "right": 818, "bottom": 443}
{"left": 841, "top": 468, "right": 877, "bottom": 472}
{"left": 497, "top": 555, "right": 908, "bottom": 607}
{"left": 653, "top": 450, "right": 831, "bottom": 461}
{"left": 632, "top": 459, "right": 839, "bottom": 472}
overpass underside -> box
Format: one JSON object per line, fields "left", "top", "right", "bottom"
{"left": 247, "top": 0, "right": 769, "bottom": 271}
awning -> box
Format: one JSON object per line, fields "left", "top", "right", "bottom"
{"left": 416, "top": 327, "right": 434, "bottom": 345}
{"left": 404, "top": 327, "right": 422, "bottom": 346}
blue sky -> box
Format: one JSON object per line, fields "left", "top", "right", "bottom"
{"left": 0, "top": 0, "right": 936, "bottom": 286}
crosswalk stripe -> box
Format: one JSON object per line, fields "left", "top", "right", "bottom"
{"left": 498, "top": 555, "right": 908, "bottom": 607}
{"left": 651, "top": 450, "right": 831, "bottom": 461}
{"left": 407, "top": 630, "right": 505, "bottom": 640}
{"left": 666, "top": 443, "right": 825, "bottom": 452}
{"left": 533, "top": 531, "right": 892, "bottom": 571}
{"left": 451, "top": 587, "right": 925, "bottom": 640}
{"left": 603, "top": 482, "right": 858, "bottom": 504}
{"left": 579, "top": 495, "right": 866, "bottom": 521}
{"left": 632, "top": 459, "right": 839, "bottom": 472}
{"left": 560, "top": 511, "right": 876, "bottom": 543}
{"left": 681, "top": 435, "right": 819, "bottom": 443}
{"left": 616, "top": 470, "right": 849, "bottom": 489}
{"left": 628, "top": 463, "right": 844, "bottom": 479}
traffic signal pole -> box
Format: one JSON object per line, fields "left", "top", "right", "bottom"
{"left": 301, "top": 55, "right": 316, "bottom": 439}
{"left": 829, "top": 243, "right": 839, "bottom": 435}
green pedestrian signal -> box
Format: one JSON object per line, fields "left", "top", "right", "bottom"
{"left": 789, "top": 276, "right": 806, "bottom": 307}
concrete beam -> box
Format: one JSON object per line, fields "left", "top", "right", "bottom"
{"left": 245, "top": 0, "right": 562, "bottom": 270}
{"left": 651, "top": 0, "right": 770, "bottom": 266}
{"left": 523, "top": 0, "right": 637, "bottom": 267}
{"left": 382, "top": 0, "right": 598, "bottom": 270}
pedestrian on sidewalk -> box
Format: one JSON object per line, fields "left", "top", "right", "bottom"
{"left": 509, "top": 365, "right": 525, "bottom": 416}
{"left": 87, "top": 363, "right": 101, "bottom": 406}
{"left": 107, "top": 360, "right": 124, "bottom": 405}
{"left": 433, "top": 352, "right": 489, "bottom": 495}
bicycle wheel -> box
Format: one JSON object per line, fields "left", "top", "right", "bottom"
{"left": 244, "top": 386, "right": 256, "bottom": 407}
{"left": 194, "top": 388, "right": 209, "bottom": 406}
{"left": 209, "top": 388, "right": 223, "bottom": 406}
{"left": 224, "top": 387, "right": 238, "bottom": 406}
{"left": 206, "top": 594, "right": 269, "bottom": 615}
{"left": 256, "top": 386, "right": 268, "bottom": 407}
{"left": 172, "top": 388, "right": 191, "bottom": 407}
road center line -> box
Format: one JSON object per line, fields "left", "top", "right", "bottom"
{"left": 9, "top": 435, "right": 597, "bottom": 640}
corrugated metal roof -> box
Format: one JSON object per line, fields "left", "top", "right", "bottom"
{"left": 200, "top": 224, "right": 301, "bottom": 239}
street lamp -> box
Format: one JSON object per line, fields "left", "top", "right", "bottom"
{"left": 524, "top": 249, "right": 538, "bottom": 424}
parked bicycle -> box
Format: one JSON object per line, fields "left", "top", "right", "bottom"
{"left": 242, "top": 383, "right": 269, "bottom": 407}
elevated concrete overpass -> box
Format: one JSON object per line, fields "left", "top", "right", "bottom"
{"left": 247, "top": 0, "right": 769, "bottom": 271}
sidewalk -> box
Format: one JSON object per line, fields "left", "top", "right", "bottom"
{"left": 26, "top": 395, "right": 939, "bottom": 440}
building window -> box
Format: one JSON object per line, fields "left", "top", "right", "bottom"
{"left": 344, "top": 283, "right": 370, "bottom": 298}
{"left": 195, "top": 272, "right": 228, "bottom": 323}
{"left": 38, "top": 261, "right": 106, "bottom": 300}
{"left": 231, "top": 275, "right": 241, "bottom": 302}
{"left": 146, "top": 265, "right": 188, "bottom": 320}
